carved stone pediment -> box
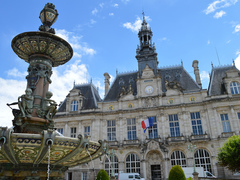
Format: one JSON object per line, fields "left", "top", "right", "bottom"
{"left": 225, "top": 68, "right": 239, "bottom": 78}
{"left": 146, "top": 139, "right": 160, "bottom": 151}
{"left": 142, "top": 64, "right": 154, "bottom": 78}
{"left": 69, "top": 88, "right": 81, "bottom": 97}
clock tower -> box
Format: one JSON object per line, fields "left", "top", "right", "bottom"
{"left": 136, "top": 12, "right": 158, "bottom": 78}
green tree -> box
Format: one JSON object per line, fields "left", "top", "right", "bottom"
{"left": 168, "top": 165, "right": 186, "bottom": 180}
{"left": 217, "top": 135, "right": 240, "bottom": 172}
{"left": 96, "top": 169, "right": 110, "bottom": 180}
{"left": 187, "top": 177, "right": 193, "bottom": 180}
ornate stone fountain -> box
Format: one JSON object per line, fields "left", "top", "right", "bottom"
{"left": 0, "top": 3, "right": 108, "bottom": 179}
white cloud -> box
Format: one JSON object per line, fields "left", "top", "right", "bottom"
{"left": 7, "top": 68, "right": 27, "bottom": 78}
{"left": 226, "top": 40, "right": 231, "bottom": 43}
{"left": 113, "top": 4, "right": 119, "bottom": 7}
{"left": 200, "top": 71, "right": 210, "bottom": 81}
{"left": 92, "top": 8, "right": 98, "bottom": 15}
{"left": 233, "top": 24, "right": 240, "bottom": 33}
{"left": 99, "top": 3, "right": 104, "bottom": 8}
{"left": 207, "top": 40, "right": 211, "bottom": 45}
{"left": 235, "top": 51, "right": 240, "bottom": 70}
{"left": 90, "top": 19, "right": 96, "bottom": 25}
{"left": 213, "top": 10, "right": 226, "bottom": 18}
{"left": 204, "top": 0, "right": 237, "bottom": 14}
{"left": 161, "top": 37, "right": 167, "bottom": 41}
{"left": 109, "top": 13, "right": 114, "bottom": 16}
{"left": 123, "top": 16, "right": 151, "bottom": 33}
{"left": 121, "top": 0, "right": 130, "bottom": 3}
{"left": 56, "top": 29, "right": 96, "bottom": 56}
{"left": 0, "top": 78, "right": 26, "bottom": 127}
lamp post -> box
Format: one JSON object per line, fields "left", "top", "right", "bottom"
{"left": 188, "top": 144, "right": 198, "bottom": 180}
{"left": 188, "top": 144, "right": 197, "bottom": 172}
{"left": 107, "top": 149, "right": 116, "bottom": 179}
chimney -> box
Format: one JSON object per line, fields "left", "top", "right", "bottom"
{"left": 192, "top": 60, "right": 202, "bottom": 88}
{"left": 104, "top": 72, "right": 111, "bottom": 96}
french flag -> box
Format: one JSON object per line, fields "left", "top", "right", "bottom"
{"left": 141, "top": 117, "right": 154, "bottom": 133}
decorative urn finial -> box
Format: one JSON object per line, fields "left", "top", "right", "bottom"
{"left": 39, "top": 3, "right": 59, "bottom": 34}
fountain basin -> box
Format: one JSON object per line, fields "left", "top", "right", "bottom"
{"left": 11, "top": 31, "right": 73, "bottom": 67}
{"left": 0, "top": 127, "right": 107, "bottom": 179}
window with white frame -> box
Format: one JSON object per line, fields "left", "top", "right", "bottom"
{"left": 195, "top": 149, "right": 212, "bottom": 173}
{"left": 81, "top": 172, "right": 87, "bottom": 180}
{"left": 169, "top": 114, "right": 180, "bottom": 137}
{"left": 220, "top": 114, "right": 231, "bottom": 132}
{"left": 70, "top": 127, "right": 76, "bottom": 138}
{"left": 190, "top": 112, "right": 203, "bottom": 135}
{"left": 126, "top": 153, "right": 140, "bottom": 174}
{"left": 84, "top": 126, "right": 90, "bottom": 136}
{"left": 105, "top": 155, "right": 119, "bottom": 175}
{"left": 230, "top": 82, "right": 240, "bottom": 94}
{"left": 148, "top": 116, "right": 158, "bottom": 139}
{"left": 57, "top": 128, "right": 63, "bottom": 135}
{"left": 127, "top": 118, "right": 137, "bottom": 140}
{"left": 71, "top": 100, "right": 78, "bottom": 111}
{"left": 107, "top": 120, "right": 116, "bottom": 141}
{"left": 170, "top": 151, "right": 187, "bottom": 167}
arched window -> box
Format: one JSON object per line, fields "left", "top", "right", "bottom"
{"left": 126, "top": 153, "right": 140, "bottom": 174}
{"left": 194, "top": 149, "right": 212, "bottom": 173}
{"left": 105, "top": 155, "right": 118, "bottom": 176}
{"left": 230, "top": 82, "right": 240, "bottom": 94}
{"left": 71, "top": 100, "right": 78, "bottom": 111}
{"left": 170, "top": 151, "right": 187, "bottom": 167}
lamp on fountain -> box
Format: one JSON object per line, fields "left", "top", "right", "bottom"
{"left": 39, "top": 3, "right": 58, "bottom": 34}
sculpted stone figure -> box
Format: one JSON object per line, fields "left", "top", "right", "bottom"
{"left": 18, "top": 88, "right": 34, "bottom": 117}
{"left": 42, "top": 91, "right": 57, "bottom": 120}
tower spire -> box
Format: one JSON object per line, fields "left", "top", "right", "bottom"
{"left": 136, "top": 13, "right": 158, "bottom": 77}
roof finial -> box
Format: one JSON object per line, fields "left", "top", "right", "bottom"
{"left": 181, "top": 59, "right": 183, "bottom": 66}
{"left": 233, "top": 58, "right": 235, "bottom": 66}
{"left": 142, "top": 11, "right": 146, "bottom": 24}
{"left": 73, "top": 80, "right": 75, "bottom": 87}
{"left": 211, "top": 62, "right": 213, "bottom": 69}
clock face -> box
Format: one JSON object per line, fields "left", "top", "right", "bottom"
{"left": 145, "top": 86, "right": 153, "bottom": 94}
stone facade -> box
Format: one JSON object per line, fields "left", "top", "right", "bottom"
{"left": 53, "top": 15, "right": 240, "bottom": 180}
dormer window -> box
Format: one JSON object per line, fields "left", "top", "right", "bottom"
{"left": 230, "top": 82, "right": 240, "bottom": 94}
{"left": 71, "top": 100, "right": 78, "bottom": 111}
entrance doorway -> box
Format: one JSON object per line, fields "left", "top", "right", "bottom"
{"left": 151, "top": 165, "right": 161, "bottom": 180}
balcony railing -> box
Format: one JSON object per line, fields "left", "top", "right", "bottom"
{"left": 166, "top": 134, "right": 186, "bottom": 144}
{"left": 107, "top": 140, "right": 119, "bottom": 147}
{"left": 220, "top": 131, "right": 235, "bottom": 138}
{"left": 189, "top": 132, "right": 210, "bottom": 142}
{"left": 123, "top": 139, "right": 140, "bottom": 146}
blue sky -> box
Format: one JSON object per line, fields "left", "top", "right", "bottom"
{"left": 0, "top": 0, "right": 239, "bottom": 127}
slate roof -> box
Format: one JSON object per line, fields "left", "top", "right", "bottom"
{"left": 208, "top": 65, "right": 237, "bottom": 96}
{"left": 103, "top": 66, "right": 201, "bottom": 102}
{"left": 104, "top": 72, "right": 138, "bottom": 102}
{"left": 159, "top": 66, "right": 200, "bottom": 93}
{"left": 57, "top": 83, "right": 102, "bottom": 112}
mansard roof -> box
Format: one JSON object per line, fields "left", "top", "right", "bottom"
{"left": 159, "top": 65, "right": 201, "bottom": 93}
{"left": 208, "top": 64, "right": 238, "bottom": 96}
{"left": 103, "top": 65, "right": 201, "bottom": 102}
{"left": 57, "top": 83, "right": 102, "bottom": 112}
{"left": 104, "top": 71, "right": 138, "bottom": 102}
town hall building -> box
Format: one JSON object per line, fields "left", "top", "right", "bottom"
{"left": 54, "top": 15, "right": 240, "bottom": 180}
